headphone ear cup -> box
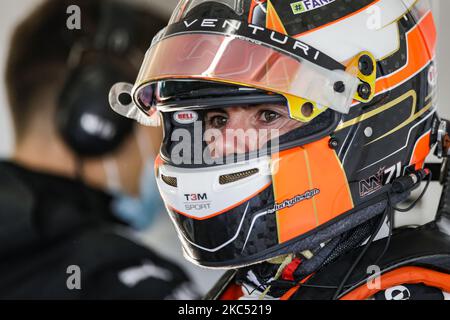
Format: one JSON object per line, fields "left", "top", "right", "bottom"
{"left": 57, "top": 62, "right": 134, "bottom": 157}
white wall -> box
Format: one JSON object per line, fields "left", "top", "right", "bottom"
{"left": 0, "top": 0, "right": 39, "bottom": 156}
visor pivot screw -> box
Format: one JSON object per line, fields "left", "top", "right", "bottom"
{"left": 118, "top": 92, "right": 132, "bottom": 106}
{"left": 329, "top": 138, "right": 339, "bottom": 150}
{"left": 358, "top": 83, "right": 372, "bottom": 100}
{"left": 333, "top": 81, "right": 346, "bottom": 93}
{"left": 359, "top": 55, "right": 374, "bottom": 76}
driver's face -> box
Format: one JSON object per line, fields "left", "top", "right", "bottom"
{"left": 205, "top": 104, "right": 303, "bottom": 158}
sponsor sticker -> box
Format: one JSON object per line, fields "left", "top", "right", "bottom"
{"left": 359, "top": 162, "right": 402, "bottom": 198}
{"left": 290, "top": 0, "right": 336, "bottom": 15}
{"left": 267, "top": 189, "right": 320, "bottom": 214}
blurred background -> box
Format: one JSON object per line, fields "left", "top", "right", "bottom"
{"left": 0, "top": 0, "right": 447, "bottom": 295}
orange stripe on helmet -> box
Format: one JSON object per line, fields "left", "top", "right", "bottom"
{"left": 266, "top": 0, "right": 287, "bottom": 35}
{"left": 273, "top": 147, "right": 317, "bottom": 243}
{"left": 409, "top": 130, "right": 431, "bottom": 171}
{"left": 418, "top": 11, "right": 437, "bottom": 60}
{"left": 305, "top": 138, "right": 354, "bottom": 224}
{"left": 272, "top": 138, "right": 354, "bottom": 244}
{"left": 375, "top": 11, "right": 436, "bottom": 94}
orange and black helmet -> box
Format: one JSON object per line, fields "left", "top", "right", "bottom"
{"left": 111, "top": 0, "right": 438, "bottom": 268}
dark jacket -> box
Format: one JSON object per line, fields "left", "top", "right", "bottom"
{"left": 0, "top": 161, "right": 196, "bottom": 299}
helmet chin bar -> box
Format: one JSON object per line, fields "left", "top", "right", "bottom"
{"left": 109, "top": 82, "right": 161, "bottom": 127}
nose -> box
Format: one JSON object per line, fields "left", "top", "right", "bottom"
{"left": 208, "top": 120, "right": 261, "bottom": 159}
{"left": 210, "top": 135, "right": 252, "bottom": 158}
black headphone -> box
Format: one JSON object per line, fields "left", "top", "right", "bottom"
{"left": 56, "top": 1, "right": 137, "bottom": 157}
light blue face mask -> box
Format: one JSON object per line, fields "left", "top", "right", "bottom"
{"left": 111, "top": 158, "right": 165, "bottom": 231}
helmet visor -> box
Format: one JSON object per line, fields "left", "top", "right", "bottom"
{"left": 133, "top": 20, "right": 360, "bottom": 121}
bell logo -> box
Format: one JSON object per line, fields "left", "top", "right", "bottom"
{"left": 174, "top": 111, "right": 198, "bottom": 124}
{"left": 178, "top": 114, "right": 193, "bottom": 120}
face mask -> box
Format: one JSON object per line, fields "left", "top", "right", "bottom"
{"left": 105, "top": 130, "right": 165, "bottom": 231}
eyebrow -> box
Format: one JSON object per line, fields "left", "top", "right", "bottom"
{"left": 206, "top": 108, "right": 229, "bottom": 115}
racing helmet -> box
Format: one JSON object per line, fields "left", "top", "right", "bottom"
{"left": 110, "top": 0, "right": 438, "bottom": 268}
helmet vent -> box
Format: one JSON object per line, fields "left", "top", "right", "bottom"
{"left": 219, "top": 169, "right": 259, "bottom": 185}
{"left": 161, "top": 174, "right": 178, "bottom": 188}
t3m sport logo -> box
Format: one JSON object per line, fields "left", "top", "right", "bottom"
{"left": 290, "top": 0, "right": 336, "bottom": 15}
{"left": 184, "top": 193, "right": 211, "bottom": 211}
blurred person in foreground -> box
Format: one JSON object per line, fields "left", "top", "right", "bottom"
{"left": 0, "top": 0, "right": 197, "bottom": 299}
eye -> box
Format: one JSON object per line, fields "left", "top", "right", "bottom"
{"left": 209, "top": 114, "right": 228, "bottom": 129}
{"left": 259, "top": 110, "right": 281, "bottom": 123}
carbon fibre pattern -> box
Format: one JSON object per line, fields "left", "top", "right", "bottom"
{"left": 168, "top": 185, "right": 278, "bottom": 264}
